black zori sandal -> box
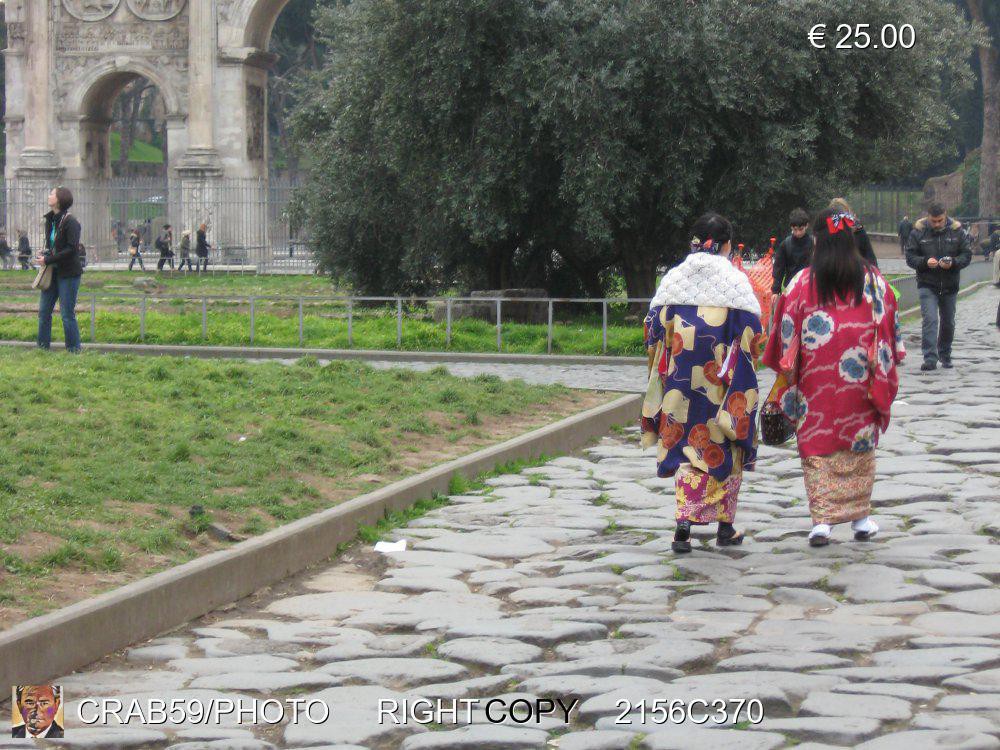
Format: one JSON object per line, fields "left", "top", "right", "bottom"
{"left": 672, "top": 520, "right": 692, "bottom": 554}
{"left": 716, "top": 522, "right": 745, "bottom": 547}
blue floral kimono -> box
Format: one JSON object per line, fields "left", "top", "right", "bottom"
{"left": 641, "top": 303, "right": 763, "bottom": 481}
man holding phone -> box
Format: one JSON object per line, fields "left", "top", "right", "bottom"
{"left": 905, "top": 202, "right": 973, "bottom": 371}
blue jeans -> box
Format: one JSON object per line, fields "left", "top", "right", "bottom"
{"left": 37, "top": 272, "right": 82, "bottom": 352}
{"left": 918, "top": 286, "right": 956, "bottom": 365}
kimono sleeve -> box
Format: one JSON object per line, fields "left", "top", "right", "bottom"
{"left": 640, "top": 305, "right": 673, "bottom": 449}
{"left": 762, "top": 281, "right": 802, "bottom": 381}
{"left": 716, "top": 311, "right": 762, "bottom": 454}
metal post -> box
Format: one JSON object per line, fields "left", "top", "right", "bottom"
{"left": 446, "top": 298, "right": 452, "bottom": 348}
{"left": 249, "top": 296, "right": 255, "bottom": 345}
{"left": 496, "top": 298, "right": 502, "bottom": 352}
{"left": 140, "top": 295, "right": 147, "bottom": 342}
{"left": 298, "top": 298, "right": 304, "bottom": 347}
{"left": 547, "top": 300, "right": 553, "bottom": 354}
{"left": 348, "top": 299, "right": 354, "bottom": 348}
{"left": 202, "top": 297, "right": 207, "bottom": 341}
{"left": 90, "top": 295, "right": 96, "bottom": 342}
{"left": 396, "top": 298, "right": 402, "bottom": 348}
{"left": 602, "top": 300, "right": 608, "bottom": 354}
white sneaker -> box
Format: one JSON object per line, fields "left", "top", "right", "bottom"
{"left": 852, "top": 517, "right": 879, "bottom": 541}
{"left": 809, "top": 523, "right": 831, "bottom": 547}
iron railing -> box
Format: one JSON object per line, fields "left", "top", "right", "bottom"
{"left": 0, "top": 177, "right": 314, "bottom": 273}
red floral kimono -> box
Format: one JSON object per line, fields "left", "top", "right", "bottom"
{"left": 762, "top": 267, "right": 904, "bottom": 523}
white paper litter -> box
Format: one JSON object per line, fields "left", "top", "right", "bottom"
{"left": 374, "top": 539, "right": 407, "bottom": 553}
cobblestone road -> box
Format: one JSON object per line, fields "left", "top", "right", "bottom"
{"left": 3, "top": 287, "right": 998, "bottom": 750}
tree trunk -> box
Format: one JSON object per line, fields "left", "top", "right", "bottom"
{"left": 969, "top": 0, "right": 999, "bottom": 216}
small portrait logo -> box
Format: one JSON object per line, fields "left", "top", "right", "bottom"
{"left": 11, "top": 685, "right": 65, "bottom": 739}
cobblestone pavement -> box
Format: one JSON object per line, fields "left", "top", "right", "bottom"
{"left": 3, "top": 288, "right": 998, "bottom": 750}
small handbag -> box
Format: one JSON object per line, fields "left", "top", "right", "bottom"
{"left": 32, "top": 263, "right": 53, "bottom": 291}
{"left": 760, "top": 374, "right": 796, "bottom": 446}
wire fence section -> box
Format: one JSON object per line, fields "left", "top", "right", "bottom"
{"left": 0, "top": 176, "right": 313, "bottom": 273}
{"left": 0, "top": 291, "right": 667, "bottom": 357}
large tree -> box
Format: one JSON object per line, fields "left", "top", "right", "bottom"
{"left": 292, "top": 0, "right": 975, "bottom": 297}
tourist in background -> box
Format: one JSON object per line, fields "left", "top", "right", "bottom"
{"left": 128, "top": 229, "right": 145, "bottom": 271}
{"left": 764, "top": 208, "right": 903, "bottom": 547}
{"left": 156, "top": 224, "right": 175, "bottom": 271}
{"left": 0, "top": 232, "right": 12, "bottom": 270}
{"left": 196, "top": 223, "right": 211, "bottom": 272}
{"left": 898, "top": 214, "right": 913, "bottom": 257}
{"left": 178, "top": 230, "right": 194, "bottom": 271}
{"left": 904, "top": 202, "right": 972, "bottom": 370}
{"left": 17, "top": 230, "right": 31, "bottom": 270}
{"left": 641, "top": 213, "right": 763, "bottom": 553}
{"left": 829, "top": 198, "right": 878, "bottom": 267}
{"left": 772, "top": 208, "right": 814, "bottom": 294}
{"left": 37, "top": 187, "right": 84, "bottom": 353}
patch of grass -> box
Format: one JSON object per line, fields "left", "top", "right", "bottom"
{"left": 610, "top": 564, "right": 625, "bottom": 575}
{"left": 0, "top": 348, "right": 583, "bottom": 625}
{"left": 356, "top": 495, "right": 451, "bottom": 544}
{"left": 603, "top": 520, "right": 619, "bottom": 535}
{"left": 593, "top": 493, "right": 610, "bottom": 506}
{"left": 671, "top": 566, "right": 687, "bottom": 581}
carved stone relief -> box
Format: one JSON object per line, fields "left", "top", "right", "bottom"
{"left": 126, "top": 0, "right": 187, "bottom": 22}
{"left": 62, "top": 0, "right": 120, "bottom": 22}
{"left": 56, "top": 22, "right": 188, "bottom": 53}
{"left": 246, "top": 83, "right": 265, "bottom": 161}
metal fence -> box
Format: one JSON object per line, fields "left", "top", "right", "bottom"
{"left": 0, "top": 176, "right": 314, "bottom": 273}
{"left": 0, "top": 290, "right": 662, "bottom": 355}
{"left": 847, "top": 186, "right": 925, "bottom": 234}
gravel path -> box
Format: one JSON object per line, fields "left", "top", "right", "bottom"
{"left": 4, "top": 286, "right": 998, "bottom": 750}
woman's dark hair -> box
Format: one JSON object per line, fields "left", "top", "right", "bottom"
{"left": 812, "top": 208, "right": 867, "bottom": 307}
{"left": 54, "top": 186, "right": 74, "bottom": 211}
{"left": 689, "top": 212, "right": 733, "bottom": 252}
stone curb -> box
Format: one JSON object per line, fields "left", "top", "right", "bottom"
{"left": 899, "top": 279, "right": 994, "bottom": 319}
{"left": 0, "top": 393, "right": 642, "bottom": 689}
{"left": 0, "top": 340, "right": 645, "bottom": 366}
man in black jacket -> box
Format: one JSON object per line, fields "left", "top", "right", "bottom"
{"left": 905, "top": 203, "right": 973, "bottom": 370}
{"left": 772, "top": 208, "right": 814, "bottom": 294}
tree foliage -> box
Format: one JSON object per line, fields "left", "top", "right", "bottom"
{"left": 292, "top": 0, "right": 976, "bottom": 297}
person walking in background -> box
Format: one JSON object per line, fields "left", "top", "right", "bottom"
{"left": 898, "top": 214, "right": 913, "bottom": 257}
{"left": 641, "top": 213, "right": 763, "bottom": 553}
{"left": 156, "top": 224, "right": 175, "bottom": 271}
{"left": 905, "top": 202, "right": 972, "bottom": 371}
{"left": 17, "top": 230, "right": 31, "bottom": 270}
{"left": 37, "top": 186, "right": 84, "bottom": 354}
{"left": 196, "top": 223, "right": 211, "bottom": 272}
{"left": 764, "top": 208, "right": 904, "bottom": 547}
{"left": 0, "top": 232, "right": 12, "bottom": 270}
{"left": 177, "top": 229, "right": 194, "bottom": 271}
{"left": 772, "top": 208, "right": 815, "bottom": 295}
{"left": 829, "top": 198, "right": 878, "bottom": 267}
{"left": 128, "top": 228, "right": 145, "bottom": 271}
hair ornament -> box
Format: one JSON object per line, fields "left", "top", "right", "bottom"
{"left": 826, "top": 212, "right": 857, "bottom": 235}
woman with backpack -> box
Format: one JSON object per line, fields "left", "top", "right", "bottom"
{"left": 128, "top": 228, "right": 145, "bottom": 271}
{"left": 37, "top": 186, "right": 84, "bottom": 353}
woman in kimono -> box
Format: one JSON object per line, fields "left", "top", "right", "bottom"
{"left": 763, "top": 208, "right": 904, "bottom": 547}
{"left": 641, "top": 213, "right": 764, "bottom": 553}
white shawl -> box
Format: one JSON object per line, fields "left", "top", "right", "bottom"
{"left": 649, "top": 252, "right": 761, "bottom": 317}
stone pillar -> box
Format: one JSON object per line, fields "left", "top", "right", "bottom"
{"left": 180, "top": 0, "right": 222, "bottom": 173}
{"left": 17, "top": 0, "right": 62, "bottom": 178}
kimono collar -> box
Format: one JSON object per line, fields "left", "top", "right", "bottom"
{"left": 649, "top": 252, "right": 761, "bottom": 317}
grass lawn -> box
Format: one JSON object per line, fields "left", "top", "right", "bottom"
{"left": 0, "top": 349, "right": 609, "bottom": 627}
{"left": 0, "top": 272, "right": 649, "bottom": 356}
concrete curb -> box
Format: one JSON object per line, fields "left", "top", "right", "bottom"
{"left": 0, "top": 392, "right": 642, "bottom": 689}
{"left": 0, "top": 340, "right": 645, "bottom": 366}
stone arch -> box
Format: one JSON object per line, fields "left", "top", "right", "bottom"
{"left": 228, "top": 0, "right": 294, "bottom": 50}
{"left": 72, "top": 61, "right": 182, "bottom": 177}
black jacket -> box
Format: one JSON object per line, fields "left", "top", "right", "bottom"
{"left": 43, "top": 210, "right": 84, "bottom": 278}
{"left": 905, "top": 216, "right": 973, "bottom": 294}
{"left": 0, "top": 240, "right": 10, "bottom": 257}
{"left": 196, "top": 229, "right": 210, "bottom": 257}
{"left": 854, "top": 225, "right": 879, "bottom": 268}
{"left": 898, "top": 219, "right": 913, "bottom": 241}
{"left": 17, "top": 236, "right": 30, "bottom": 258}
{"left": 772, "top": 233, "right": 814, "bottom": 293}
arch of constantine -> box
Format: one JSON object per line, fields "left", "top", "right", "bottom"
{"left": 3, "top": 0, "right": 297, "bottom": 265}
